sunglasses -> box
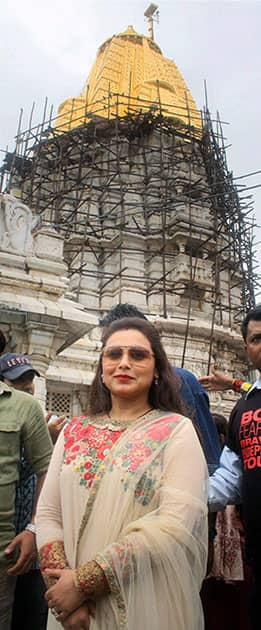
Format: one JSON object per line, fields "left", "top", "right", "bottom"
{"left": 102, "top": 345, "right": 154, "bottom": 364}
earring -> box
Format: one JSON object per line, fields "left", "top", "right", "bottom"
{"left": 101, "top": 374, "right": 104, "bottom": 383}
{"left": 154, "top": 377, "right": 159, "bottom": 385}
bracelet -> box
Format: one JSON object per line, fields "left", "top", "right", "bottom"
{"left": 25, "top": 523, "right": 36, "bottom": 535}
{"left": 232, "top": 378, "right": 244, "bottom": 393}
{"left": 232, "top": 379, "right": 252, "bottom": 394}
{"left": 240, "top": 382, "right": 252, "bottom": 394}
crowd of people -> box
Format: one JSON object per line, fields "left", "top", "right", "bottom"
{"left": 0, "top": 302, "right": 260, "bottom": 630}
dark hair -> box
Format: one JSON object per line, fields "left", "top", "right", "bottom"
{"left": 100, "top": 304, "right": 147, "bottom": 327}
{"left": 212, "top": 413, "right": 228, "bottom": 439}
{"left": 11, "top": 371, "right": 36, "bottom": 386}
{"left": 0, "top": 330, "right": 6, "bottom": 354}
{"left": 241, "top": 303, "right": 261, "bottom": 342}
{"left": 88, "top": 317, "right": 187, "bottom": 417}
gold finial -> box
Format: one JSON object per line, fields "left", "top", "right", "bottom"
{"left": 120, "top": 25, "right": 138, "bottom": 36}
{"left": 144, "top": 3, "right": 159, "bottom": 41}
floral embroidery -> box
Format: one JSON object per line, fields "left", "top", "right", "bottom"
{"left": 76, "top": 412, "right": 182, "bottom": 564}
{"left": 38, "top": 539, "right": 68, "bottom": 571}
{"left": 38, "top": 539, "right": 69, "bottom": 589}
{"left": 63, "top": 417, "right": 124, "bottom": 488}
{"left": 109, "top": 414, "right": 180, "bottom": 505}
{"left": 74, "top": 560, "right": 109, "bottom": 597}
{"left": 64, "top": 414, "right": 181, "bottom": 503}
{"left": 134, "top": 455, "right": 162, "bottom": 506}
{"left": 98, "top": 540, "right": 138, "bottom": 584}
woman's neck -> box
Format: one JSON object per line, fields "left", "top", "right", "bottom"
{"left": 109, "top": 397, "right": 153, "bottom": 421}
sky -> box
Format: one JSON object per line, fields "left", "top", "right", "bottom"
{"left": 1, "top": 0, "right": 260, "bottom": 293}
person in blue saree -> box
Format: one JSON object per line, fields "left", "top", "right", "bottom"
{"left": 36, "top": 317, "right": 208, "bottom": 630}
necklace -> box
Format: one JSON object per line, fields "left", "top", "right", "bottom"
{"left": 89, "top": 408, "right": 155, "bottom": 430}
{"left": 107, "top": 407, "right": 154, "bottom": 426}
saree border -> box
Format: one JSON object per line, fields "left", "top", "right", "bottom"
{"left": 95, "top": 553, "right": 128, "bottom": 629}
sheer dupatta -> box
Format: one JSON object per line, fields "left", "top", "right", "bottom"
{"left": 36, "top": 412, "right": 208, "bottom": 630}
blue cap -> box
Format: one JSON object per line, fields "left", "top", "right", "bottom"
{"left": 0, "top": 353, "right": 40, "bottom": 380}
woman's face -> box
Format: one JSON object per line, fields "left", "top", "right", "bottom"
{"left": 102, "top": 328, "right": 158, "bottom": 401}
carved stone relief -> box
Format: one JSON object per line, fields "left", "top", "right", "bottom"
{"left": 0, "top": 193, "right": 36, "bottom": 255}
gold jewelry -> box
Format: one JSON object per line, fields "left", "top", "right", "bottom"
{"left": 89, "top": 408, "right": 155, "bottom": 430}
{"left": 73, "top": 560, "right": 109, "bottom": 598}
{"left": 107, "top": 407, "right": 153, "bottom": 425}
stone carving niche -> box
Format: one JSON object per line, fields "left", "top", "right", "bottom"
{"left": 0, "top": 193, "right": 38, "bottom": 255}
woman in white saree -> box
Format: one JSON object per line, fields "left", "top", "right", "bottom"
{"left": 36, "top": 317, "right": 209, "bottom": 630}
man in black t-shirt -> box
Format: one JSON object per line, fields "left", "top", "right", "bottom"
{"left": 209, "top": 303, "right": 261, "bottom": 630}
{"left": 227, "top": 388, "right": 261, "bottom": 570}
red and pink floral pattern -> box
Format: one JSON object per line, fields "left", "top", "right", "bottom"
{"left": 109, "top": 415, "right": 179, "bottom": 473}
{"left": 63, "top": 414, "right": 180, "bottom": 501}
{"left": 108, "top": 414, "right": 180, "bottom": 505}
{"left": 63, "top": 417, "right": 125, "bottom": 488}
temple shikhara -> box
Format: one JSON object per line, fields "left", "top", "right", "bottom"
{"left": 0, "top": 11, "right": 258, "bottom": 414}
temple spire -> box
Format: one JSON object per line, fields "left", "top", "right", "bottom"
{"left": 57, "top": 18, "right": 201, "bottom": 132}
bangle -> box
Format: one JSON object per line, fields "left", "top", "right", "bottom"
{"left": 25, "top": 523, "right": 36, "bottom": 535}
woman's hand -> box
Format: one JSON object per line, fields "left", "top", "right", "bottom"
{"left": 60, "top": 604, "right": 90, "bottom": 630}
{"left": 45, "top": 568, "right": 85, "bottom": 616}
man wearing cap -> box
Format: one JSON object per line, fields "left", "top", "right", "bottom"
{"left": 0, "top": 353, "right": 52, "bottom": 630}
{"left": 1, "top": 353, "right": 40, "bottom": 395}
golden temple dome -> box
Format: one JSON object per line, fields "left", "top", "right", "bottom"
{"left": 57, "top": 25, "right": 201, "bottom": 132}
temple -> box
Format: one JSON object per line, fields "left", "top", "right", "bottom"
{"left": 0, "top": 20, "right": 258, "bottom": 415}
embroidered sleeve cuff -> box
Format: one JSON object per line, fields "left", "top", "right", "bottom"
{"left": 39, "top": 540, "right": 69, "bottom": 589}
{"left": 73, "top": 560, "right": 109, "bottom": 599}
{"left": 38, "top": 539, "right": 68, "bottom": 570}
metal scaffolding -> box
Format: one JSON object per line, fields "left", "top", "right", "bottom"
{"left": 0, "top": 92, "right": 258, "bottom": 365}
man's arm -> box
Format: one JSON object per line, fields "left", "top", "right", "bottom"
{"left": 5, "top": 395, "right": 52, "bottom": 575}
{"left": 208, "top": 445, "right": 243, "bottom": 511}
{"left": 5, "top": 472, "right": 47, "bottom": 575}
{"left": 199, "top": 364, "right": 251, "bottom": 394}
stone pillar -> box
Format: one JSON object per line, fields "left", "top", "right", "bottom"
{"left": 33, "top": 375, "right": 47, "bottom": 411}
{"left": 25, "top": 321, "right": 58, "bottom": 410}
